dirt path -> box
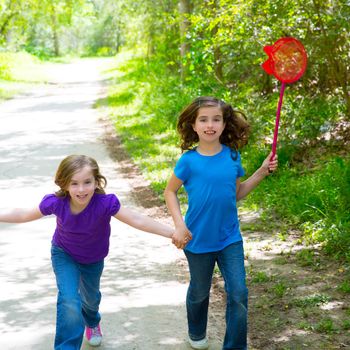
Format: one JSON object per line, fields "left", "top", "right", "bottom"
{"left": 237, "top": 211, "right": 350, "bottom": 350}
{"left": 0, "top": 59, "right": 229, "bottom": 350}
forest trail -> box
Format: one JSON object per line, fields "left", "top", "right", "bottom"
{"left": 0, "top": 59, "right": 223, "bottom": 350}
{"left": 1, "top": 58, "right": 347, "bottom": 350}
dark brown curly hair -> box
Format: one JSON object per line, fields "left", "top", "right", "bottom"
{"left": 54, "top": 155, "right": 107, "bottom": 197}
{"left": 177, "top": 96, "right": 250, "bottom": 152}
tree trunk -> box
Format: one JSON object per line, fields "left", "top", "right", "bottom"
{"left": 179, "top": 0, "right": 191, "bottom": 80}
{"left": 312, "top": 0, "right": 350, "bottom": 118}
{"left": 208, "top": 0, "right": 223, "bottom": 83}
{"left": 50, "top": 5, "right": 60, "bottom": 56}
{"left": 214, "top": 45, "right": 224, "bottom": 82}
{"left": 0, "top": 13, "right": 17, "bottom": 39}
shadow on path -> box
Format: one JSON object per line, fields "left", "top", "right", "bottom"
{"left": 0, "top": 59, "right": 224, "bottom": 350}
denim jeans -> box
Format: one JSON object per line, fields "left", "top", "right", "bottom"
{"left": 51, "top": 245, "right": 104, "bottom": 350}
{"left": 184, "top": 241, "right": 248, "bottom": 350}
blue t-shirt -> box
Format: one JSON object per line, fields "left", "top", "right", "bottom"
{"left": 174, "top": 145, "right": 245, "bottom": 253}
{"left": 39, "top": 193, "right": 120, "bottom": 264}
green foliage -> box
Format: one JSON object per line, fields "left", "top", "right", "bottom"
{"left": 98, "top": 51, "right": 187, "bottom": 194}
{"left": 0, "top": 53, "right": 12, "bottom": 79}
{"left": 294, "top": 294, "right": 331, "bottom": 308}
{"left": 250, "top": 270, "right": 270, "bottom": 283}
{"left": 272, "top": 281, "right": 288, "bottom": 298}
{"left": 338, "top": 280, "right": 350, "bottom": 294}
{"left": 0, "top": 51, "right": 45, "bottom": 80}
{"left": 0, "top": 51, "right": 59, "bottom": 100}
{"left": 244, "top": 155, "right": 350, "bottom": 260}
{"left": 315, "top": 317, "right": 337, "bottom": 334}
{"left": 101, "top": 42, "right": 350, "bottom": 259}
{"left": 295, "top": 249, "right": 319, "bottom": 268}
{"left": 35, "top": 0, "right": 345, "bottom": 262}
{"left": 297, "top": 320, "right": 314, "bottom": 331}
{"left": 342, "top": 319, "right": 350, "bottom": 330}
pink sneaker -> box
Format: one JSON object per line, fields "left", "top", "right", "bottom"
{"left": 85, "top": 324, "right": 102, "bottom": 347}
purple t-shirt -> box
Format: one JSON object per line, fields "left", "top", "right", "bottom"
{"left": 39, "top": 193, "right": 120, "bottom": 264}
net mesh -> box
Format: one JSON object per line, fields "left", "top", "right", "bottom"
{"left": 262, "top": 37, "right": 307, "bottom": 83}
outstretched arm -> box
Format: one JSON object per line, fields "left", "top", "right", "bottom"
{"left": 164, "top": 173, "right": 192, "bottom": 249}
{"left": 114, "top": 206, "right": 174, "bottom": 239}
{"left": 236, "top": 152, "right": 278, "bottom": 201}
{"left": 0, "top": 207, "right": 43, "bottom": 223}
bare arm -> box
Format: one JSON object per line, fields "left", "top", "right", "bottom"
{"left": 236, "top": 152, "right": 278, "bottom": 201}
{"left": 164, "top": 173, "right": 192, "bottom": 249}
{"left": 0, "top": 207, "right": 44, "bottom": 223}
{"left": 114, "top": 206, "right": 174, "bottom": 239}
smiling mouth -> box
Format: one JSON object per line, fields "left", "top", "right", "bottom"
{"left": 77, "top": 194, "right": 88, "bottom": 200}
{"left": 204, "top": 131, "right": 215, "bottom": 135}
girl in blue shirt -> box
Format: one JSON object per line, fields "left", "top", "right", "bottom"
{"left": 164, "top": 96, "right": 278, "bottom": 350}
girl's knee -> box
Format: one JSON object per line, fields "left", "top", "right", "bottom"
{"left": 188, "top": 284, "right": 211, "bottom": 302}
{"left": 81, "top": 290, "right": 101, "bottom": 309}
{"left": 58, "top": 294, "right": 81, "bottom": 315}
{"left": 226, "top": 287, "right": 248, "bottom": 304}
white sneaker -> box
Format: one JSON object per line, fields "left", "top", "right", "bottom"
{"left": 188, "top": 336, "right": 209, "bottom": 349}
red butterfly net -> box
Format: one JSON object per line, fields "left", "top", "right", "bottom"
{"left": 262, "top": 37, "right": 308, "bottom": 161}
{"left": 262, "top": 37, "right": 307, "bottom": 83}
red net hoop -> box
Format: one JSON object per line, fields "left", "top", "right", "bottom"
{"left": 262, "top": 37, "right": 307, "bottom": 83}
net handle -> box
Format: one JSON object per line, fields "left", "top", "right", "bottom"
{"left": 271, "top": 82, "right": 286, "bottom": 161}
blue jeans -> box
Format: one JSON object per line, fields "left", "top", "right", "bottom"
{"left": 51, "top": 245, "right": 104, "bottom": 350}
{"left": 184, "top": 241, "right": 248, "bottom": 350}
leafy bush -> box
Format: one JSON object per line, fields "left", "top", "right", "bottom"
{"left": 244, "top": 154, "right": 350, "bottom": 260}
{"left": 0, "top": 53, "right": 13, "bottom": 79}
{"left": 103, "top": 49, "right": 350, "bottom": 261}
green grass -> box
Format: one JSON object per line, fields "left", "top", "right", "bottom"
{"left": 0, "top": 51, "right": 70, "bottom": 100}
{"left": 315, "top": 317, "right": 337, "bottom": 334}
{"left": 342, "top": 319, "right": 350, "bottom": 330}
{"left": 294, "top": 294, "right": 331, "bottom": 308}
{"left": 244, "top": 155, "right": 350, "bottom": 261}
{"left": 295, "top": 249, "right": 320, "bottom": 268}
{"left": 250, "top": 270, "right": 270, "bottom": 283}
{"left": 338, "top": 280, "right": 350, "bottom": 294}
{"left": 98, "top": 50, "right": 188, "bottom": 197}
{"left": 272, "top": 281, "right": 288, "bottom": 298}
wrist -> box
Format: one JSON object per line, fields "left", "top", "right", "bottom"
{"left": 174, "top": 219, "right": 186, "bottom": 229}
{"left": 257, "top": 166, "right": 268, "bottom": 178}
{"left": 168, "top": 229, "right": 175, "bottom": 238}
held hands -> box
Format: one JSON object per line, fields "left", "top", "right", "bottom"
{"left": 172, "top": 225, "right": 192, "bottom": 249}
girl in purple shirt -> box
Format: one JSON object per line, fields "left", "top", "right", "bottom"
{"left": 0, "top": 154, "right": 180, "bottom": 350}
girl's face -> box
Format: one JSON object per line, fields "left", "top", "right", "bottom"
{"left": 66, "top": 166, "right": 97, "bottom": 211}
{"left": 192, "top": 106, "right": 225, "bottom": 145}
